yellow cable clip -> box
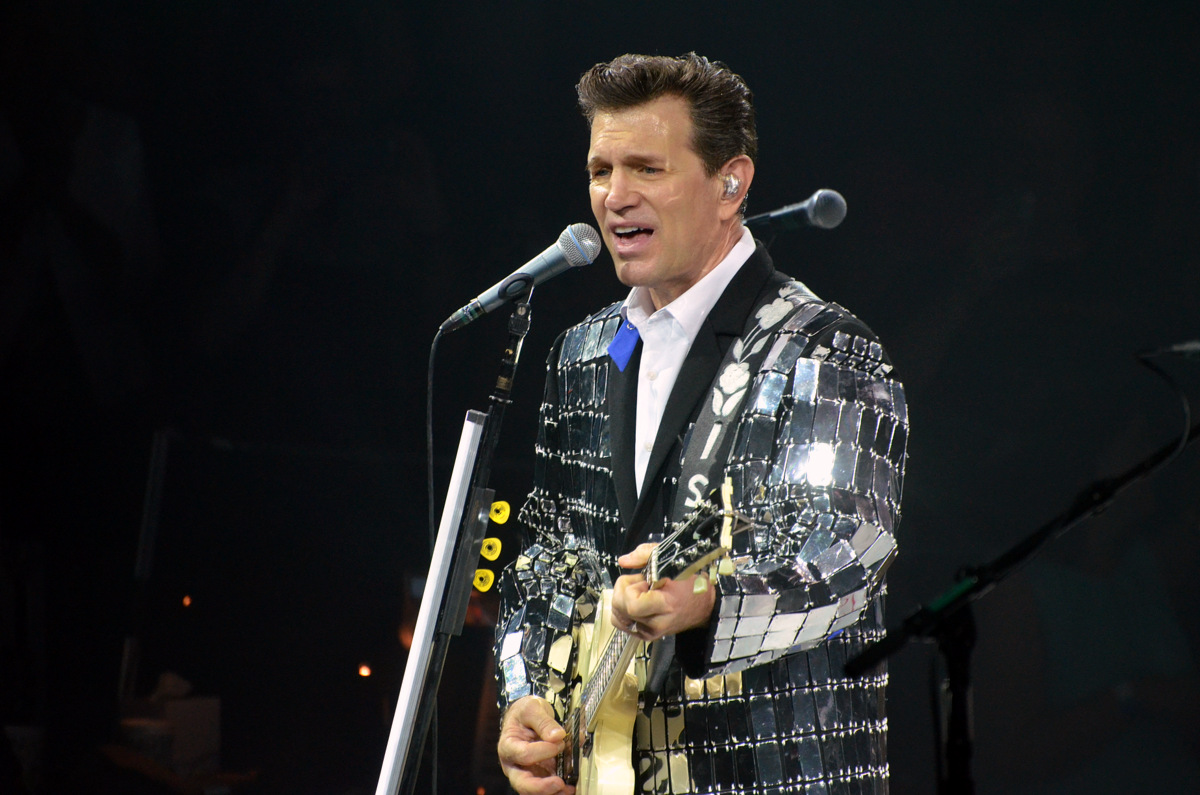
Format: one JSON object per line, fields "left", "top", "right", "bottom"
{"left": 489, "top": 501, "right": 511, "bottom": 524}
{"left": 473, "top": 569, "right": 495, "bottom": 592}
{"left": 481, "top": 537, "right": 502, "bottom": 561}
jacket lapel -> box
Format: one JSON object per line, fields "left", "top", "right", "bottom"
{"left": 622, "top": 244, "right": 777, "bottom": 545}
{"left": 607, "top": 340, "right": 641, "bottom": 533}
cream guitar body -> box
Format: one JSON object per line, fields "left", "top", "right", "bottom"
{"left": 556, "top": 484, "right": 750, "bottom": 795}
{"left": 572, "top": 589, "right": 639, "bottom": 795}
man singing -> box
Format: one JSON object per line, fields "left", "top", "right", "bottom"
{"left": 494, "top": 53, "right": 908, "bottom": 795}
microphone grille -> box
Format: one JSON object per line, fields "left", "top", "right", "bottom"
{"left": 811, "top": 190, "right": 848, "bottom": 229}
{"left": 560, "top": 223, "right": 603, "bottom": 267}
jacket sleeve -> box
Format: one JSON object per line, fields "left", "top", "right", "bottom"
{"left": 677, "top": 308, "right": 909, "bottom": 679}
{"left": 492, "top": 327, "right": 610, "bottom": 720}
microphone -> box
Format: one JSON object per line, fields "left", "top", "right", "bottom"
{"left": 1144, "top": 340, "right": 1200, "bottom": 359}
{"left": 440, "top": 223, "right": 602, "bottom": 332}
{"left": 745, "top": 189, "right": 847, "bottom": 233}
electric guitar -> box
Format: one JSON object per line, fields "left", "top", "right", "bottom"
{"left": 557, "top": 482, "right": 752, "bottom": 794}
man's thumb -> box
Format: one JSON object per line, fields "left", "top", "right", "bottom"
{"left": 532, "top": 704, "right": 565, "bottom": 742}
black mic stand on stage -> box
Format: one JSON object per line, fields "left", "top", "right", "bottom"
{"left": 375, "top": 296, "right": 535, "bottom": 795}
{"left": 846, "top": 418, "right": 1200, "bottom": 795}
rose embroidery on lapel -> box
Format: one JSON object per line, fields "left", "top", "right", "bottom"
{"left": 709, "top": 283, "right": 806, "bottom": 419}
{"left": 719, "top": 361, "right": 751, "bottom": 393}
{"left": 713, "top": 360, "right": 750, "bottom": 417}
{"left": 756, "top": 297, "right": 793, "bottom": 329}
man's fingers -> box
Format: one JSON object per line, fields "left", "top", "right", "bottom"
{"left": 498, "top": 696, "right": 567, "bottom": 766}
{"left": 499, "top": 723, "right": 573, "bottom": 795}
{"left": 498, "top": 699, "right": 575, "bottom": 794}
{"left": 611, "top": 572, "right": 718, "bottom": 639}
{"left": 530, "top": 708, "right": 566, "bottom": 744}
{"left": 504, "top": 766, "right": 575, "bottom": 795}
{"left": 498, "top": 735, "right": 563, "bottom": 766}
{"left": 506, "top": 696, "right": 565, "bottom": 738}
{"left": 617, "top": 542, "right": 658, "bottom": 569}
{"left": 618, "top": 581, "right": 666, "bottom": 618}
{"left": 610, "top": 577, "right": 651, "bottom": 631}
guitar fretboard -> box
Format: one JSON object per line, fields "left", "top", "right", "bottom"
{"left": 576, "top": 514, "right": 722, "bottom": 730}
{"left": 580, "top": 621, "right": 637, "bottom": 727}
{"left": 556, "top": 497, "right": 748, "bottom": 783}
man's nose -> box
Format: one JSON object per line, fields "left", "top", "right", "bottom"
{"left": 604, "top": 170, "right": 638, "bottom": 211}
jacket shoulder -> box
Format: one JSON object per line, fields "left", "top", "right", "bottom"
{"left": 550, "top": 301, "right": 623, "bottom": 367}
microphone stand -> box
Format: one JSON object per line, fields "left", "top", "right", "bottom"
{"left": 376, "top": 297, "right": 534, "bottom": 795}
{"left": 845, "top": 418, "right": 1200, "bottom": 794}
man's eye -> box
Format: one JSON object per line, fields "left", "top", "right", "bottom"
{"left": 589, "top": 169, "right": 610, "bottom": 180}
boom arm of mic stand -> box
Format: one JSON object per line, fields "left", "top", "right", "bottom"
{"left": 377, "top": 299, "right": 534, "bottom": 795}
{"left": 847, "top": 418, "right": 1200, "bottom": 677}
{"left": 846, "top": 419, "right": 1198, "bottom": 795}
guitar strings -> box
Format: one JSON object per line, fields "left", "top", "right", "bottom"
{"left": 562, "top": 505, "right": 747, "bottom": 781}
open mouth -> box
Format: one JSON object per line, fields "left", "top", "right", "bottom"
{"left": 613, "top": 226, "right": 653, "bottom": 242}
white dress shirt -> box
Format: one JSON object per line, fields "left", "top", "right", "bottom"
{"left": 621, "top": 226, "right": 756, "bottom": 495}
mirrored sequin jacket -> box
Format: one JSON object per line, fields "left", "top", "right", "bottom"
{"left": 495, "top": 245, "right": 908, "bottom": 795}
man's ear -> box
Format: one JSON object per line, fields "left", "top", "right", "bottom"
{"left": 718, "top": 155, "right": 755, "bottom": 219}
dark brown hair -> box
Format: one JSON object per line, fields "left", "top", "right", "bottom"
{"left": 576, "top": 52, "right": 757, "bottom": 177}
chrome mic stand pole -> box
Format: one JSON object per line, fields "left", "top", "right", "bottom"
{"left": 376, "top": 298, "right": 534, "bottom": 795}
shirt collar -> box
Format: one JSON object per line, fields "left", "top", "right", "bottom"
{"left": 620, "top": 225, "right": 756, "bottom": 342}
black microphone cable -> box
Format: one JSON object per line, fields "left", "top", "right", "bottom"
{"left": 419, "top": 222, "right": 598, "bottom": 793}
{"left": 1136, "top": 346, "right": 1194, "bottom": 471}
{"left": 425, "top": 327, "right": 442, "bottom": 795}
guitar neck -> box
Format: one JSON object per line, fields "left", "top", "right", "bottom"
{"left": 577, "top": 514, "right": 736, "bottom": 730}
{"left": 558, "top": 487, "right": 750, "bottom": 786}
{"left": 579, "top": 622, "right": 640, "bottom": 732}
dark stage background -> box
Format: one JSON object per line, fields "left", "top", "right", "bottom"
{"left": 2, "top": 1, "right": 1198, "bottom": 793}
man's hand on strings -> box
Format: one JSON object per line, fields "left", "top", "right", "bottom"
{"left": 611, "top": 542, "right": 717, "bottom": 642}
{"left": 497, "top": 696, "right": 575, "bottom": 795}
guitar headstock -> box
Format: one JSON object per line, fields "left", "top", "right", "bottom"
{"left": 647, "top": 478, "right": 753, "bottom": 583}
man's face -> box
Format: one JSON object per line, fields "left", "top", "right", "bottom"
{"left": 586, "top": 95, "right": 734, "bottom": 309}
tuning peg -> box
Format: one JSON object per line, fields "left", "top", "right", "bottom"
{"left": 489, "top": 501, "right": 510, "bottom": 524}
{"left": 481, "top": 537, "right": 502, "bottom": 561}
{"left": 473, "top": 569, "right": 495, "bottom": 592}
